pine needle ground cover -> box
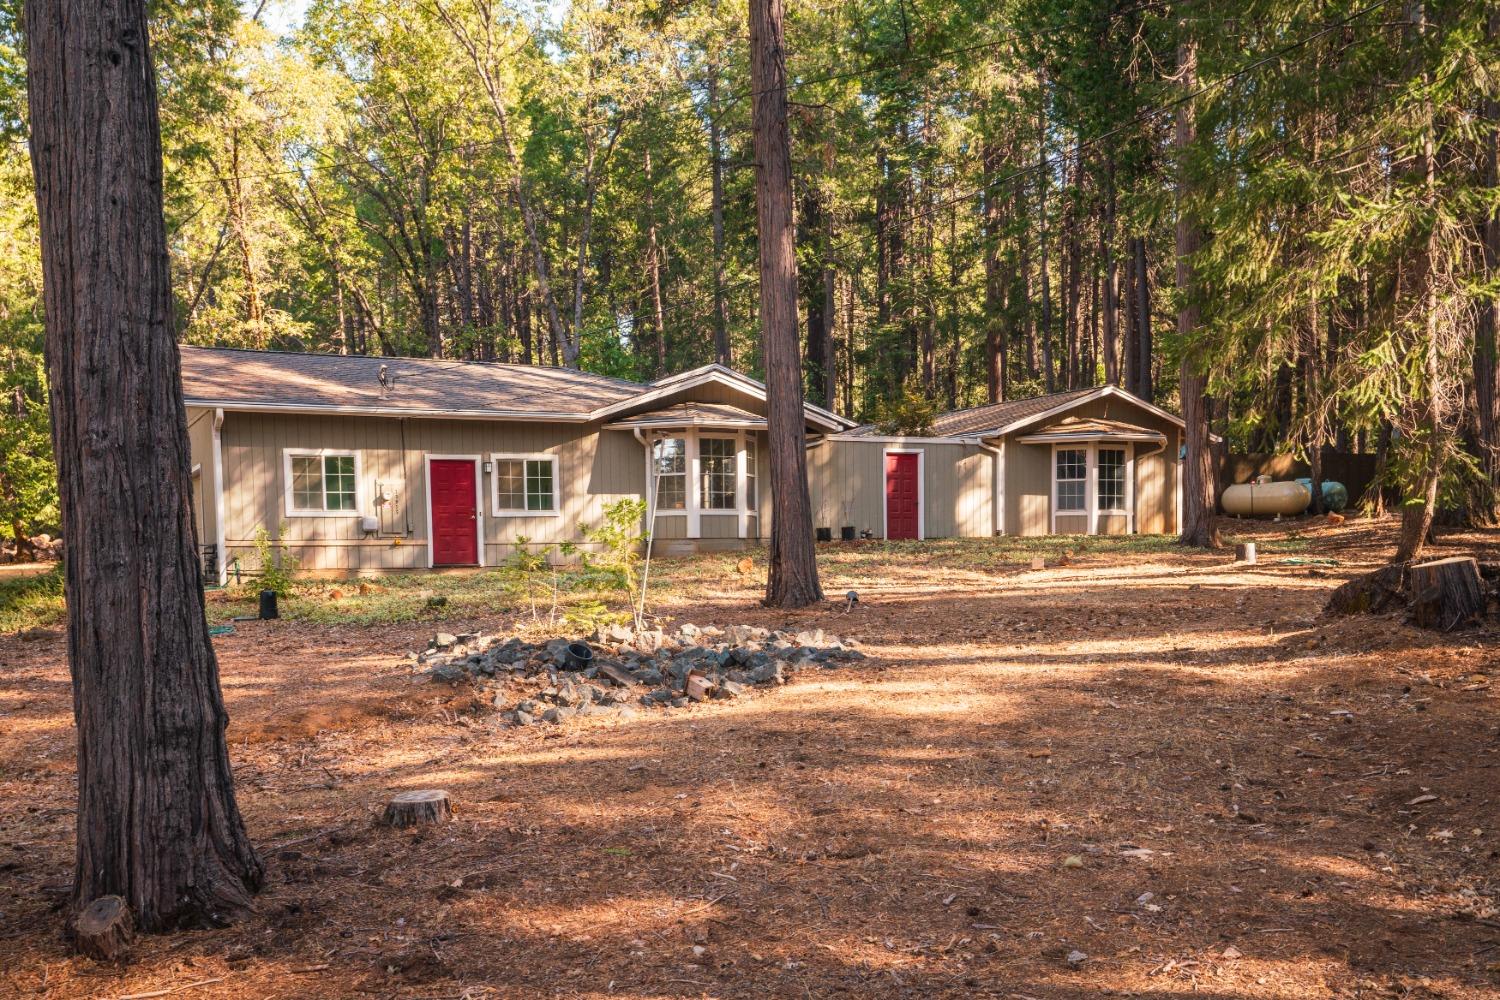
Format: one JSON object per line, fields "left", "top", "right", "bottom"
{"left": 0, "top": 515, "right": 1496, "bottom": 998}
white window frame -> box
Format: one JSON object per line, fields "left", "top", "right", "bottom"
{"left": 283, "top": 448, "right": 363, "bottom": 518}
{"left": 643, "top": 428, "right": 759, "bottom": 539}
{"left": 1050, "top": 441, "right": 1135, "bottom": 535}
{"left": 881, "top": 447, "right": 925, "bottom": 541}
{"left": 490, "top": 452, "right": 562, "bottom": 517}
{"left": 424, "top": 453, "right": 485, "bottom": 569}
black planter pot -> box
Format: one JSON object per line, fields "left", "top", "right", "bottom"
{"left": 815, "top": 527, "right": 833, "bottom": 543}
{"left": 840, "top": 526, "right": 857, "bottom": 542}
{"left": 258, "top": 589, "right": 279, "bottom": 620}
{"left": 564, "top": 642, "right": 593, "bottom": 670}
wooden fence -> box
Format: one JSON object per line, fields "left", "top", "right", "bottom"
{"left": 1219, "top": 450, "right": 1379, "bottom": 503}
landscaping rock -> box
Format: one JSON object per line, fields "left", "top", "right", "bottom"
{"left": 404, "top": 620, "right": 867, "bottom": 732}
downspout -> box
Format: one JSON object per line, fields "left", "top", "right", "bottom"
{"left": 211, "top": 408, "right": 227, "bottom": 586}
{"left": 971, "top": 436, "right": 1004, "bottom": 536}
{"left": 633, "top": 428, "right": 660, "bottom": 630}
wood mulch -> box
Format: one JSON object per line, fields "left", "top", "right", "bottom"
{"left": 1, "top": 515, "right": 1497, "bottom": 998}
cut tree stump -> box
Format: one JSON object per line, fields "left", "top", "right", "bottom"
{"left": 382, "top": 789, "right": 452, "bottom": 828}
{"left": 1235, "top": 542, "right": 1256, "bottom": 565}
{"left": 1325, "top": 563, "right": 1409, "bottom": 616}
{"left": 74, "top": 895, "right": 133, "bottom": 962}
{"left": 1408, "top": 557, "right": 1486, "bottom": 631}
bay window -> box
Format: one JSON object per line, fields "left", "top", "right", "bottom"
{"left": 646, "top": 429, "right": 760, "bottom": 538}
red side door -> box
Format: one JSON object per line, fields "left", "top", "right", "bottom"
{"left": 430, "top": 459, "right": 478, "bottom": 565}
{"left": 885, "top": 452, "right": 920, "bottom": 540}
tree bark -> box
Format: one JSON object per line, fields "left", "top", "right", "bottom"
{"left": 982, "top": 136, "right": 1006, "bottom": 402}
{"left": 1471, "top": 5, "right": 1500, "bottom": 524}
{"left": 707, "top": 67, "right": 733, "bottom": 367}
{"left": 25, "top": 0, "right": 263, "bottom": 932}
{"left": 750, "top": 0, "right": 823, "bottom": 608}
{"left": 1408, "top": 557, "right": 1487, "bottom": 631}
{"left": 1174, "top": 32, "right": 1220, "bottom": 549}
{"left": 1101, "top": 155, "right": 1120, "bottom": 385}
{"left": 1132, "top": 236, "right": 1153, "bottom": 402}
{"left": 1394, "top": 2, "right": 1446, "bottom": 564}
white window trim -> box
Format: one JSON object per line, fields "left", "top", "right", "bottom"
{"left": 424, "top": 453, "right": 485, "bottom": 568}
{"left": 643, "top": 428, "right": 758, "bottom": 539}
{"left": 283, "top": 447, "right": 363, "bottom": 518}
{"left": 881, "top": 447, "right": 925, "bottom": 541}
{"left": 490, "top": 452, "right": 562, "bottom": 517}
{"left": 1050, "top": 441, "right": 1135, "bottom": 535}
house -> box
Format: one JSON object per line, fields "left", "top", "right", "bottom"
{"left": 181, "top": 347, "right": 1185, "bottom": 581}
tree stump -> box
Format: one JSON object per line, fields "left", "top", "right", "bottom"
{"left": 1408, "top": 557, "right": 1486, "bottom": 631}
{"left": 74, "top": 895, "right": 133, "bottom": 962}
{"left": 1325, "top": 563, "right": 1409, "bottom": 616}
{"left": 383, "top": 789, "right": 452, "bottom": 828}
{"left": 1235, "top": 542, "right": 1256, "bottom": 565}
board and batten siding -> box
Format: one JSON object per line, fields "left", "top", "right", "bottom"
{"left": 999, "top": 395, "right": 1181, "bottom": 536}
{"left": 186, "top": 406, "right": 217, "bottom": 557}
{"left": 213, "top": 412, "right": 646, "bottom": 574}
{"left": 807, "top": 439, "right": 994, "bottom": 539}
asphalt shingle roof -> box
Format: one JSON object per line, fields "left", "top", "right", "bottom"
{"left": 606, "top": 402, "right": 767, "bottom": 428}
{"left": 843, "top": 387, "right": 1099, "bottom": 438}
{"left": 180, "top": 346, "right": 648, "bottom": 416}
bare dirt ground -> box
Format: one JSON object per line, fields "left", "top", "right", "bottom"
{"left": 2, "top": 516, "right": 1498, "bottom": 999}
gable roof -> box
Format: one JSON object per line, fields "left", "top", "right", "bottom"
{"left": 837, "top": 385, "right": 1185, "bottom": 440}
{"left": 179, "top": 348, "right": 854, "bottom": 429}
{"left": 596, "top": 362, "right": 854, "bottom": 431}
{"left": 180, "top": 346, "right": 648, "bottom": 419}
{"left": 1017, "top": 416, "right": 1168, "bottom": 443}
{"left": 605, "top": 401, "right": 767, "bottom": 430}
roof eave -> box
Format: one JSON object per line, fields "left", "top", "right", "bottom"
{"left": 185, "top": 399, "right": 596, "bottom": 422}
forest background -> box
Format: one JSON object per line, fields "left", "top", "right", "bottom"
{"left": 0, "top": 0, "right": 1495, "bottom": 548}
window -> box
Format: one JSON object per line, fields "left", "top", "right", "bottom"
{"left": 699, "top": 437, "right": 737, "bottom": 510}
{"left": 286, "top": 451, "right": 359, "bottom": 514}
{"left": 652, "top": 438, "right": 686, "bottom": 510}
{"left": 744, "top": 436, "right": 757, "bottom": 511}
{"left": 1055, "top": 448, "right": 1086, "bottom": 512}
{"left": 1098, "top": 448, "right": 1126, "bottom": 511}
{"left": 493, "top": 454, "right": 558, "bottom": 514}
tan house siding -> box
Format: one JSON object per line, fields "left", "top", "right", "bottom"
{"left": 1005, "top": 439, "right": 1053, "bottom": 536}
{"left": 215, "top": 412, "right": 647, "bottom": 574}
{"left": 186, "top": 406, "right": 217, "bottom": 560}
{"left": 999, "top": 393, "right": 1181, "bottom": 537}
{"left": 807, "top": 439, "right": 994, "bottom": 539}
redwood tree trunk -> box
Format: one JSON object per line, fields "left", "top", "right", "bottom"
{"left": 26, "top": 0, "right": 263, "bottom": 931}
{"left": 750, "top": 0, "right": 823, "bottom": 608}
{"left": 1173, "top": 32, "right": 1220, "bottom": 549}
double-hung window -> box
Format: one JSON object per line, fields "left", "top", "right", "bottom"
{"left": 492, "top": 454, "right": 558, "bottom": 514}
{"left": 652, "top": 438, "right": 687, "bottom": 510}
{"left": 744, "top": 437, "right": 758, "bottom": 511}
{"left": 1097, "top": 448, "right": 1127, "bottom": 511}
{"left": 1055, "top": 449, "right": 1087, "bottom": 513}
{"left": 286, "top": 450, "right": 359, "bottom": 515}
{"left": 699, "top": 437, "right": 737, "bottom": 510}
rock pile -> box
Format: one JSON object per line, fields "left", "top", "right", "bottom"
{"left": 409, "top": 622, "right": 866, "bottom": 726}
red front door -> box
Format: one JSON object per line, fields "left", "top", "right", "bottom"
{"left": 430, "top": 459, "right": 478, "bottom": 565}
{"left": 885, "top": 452, "right": 920, "bottom": 540}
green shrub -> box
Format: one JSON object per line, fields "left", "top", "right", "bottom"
{"left": 251, "top": 523, "right": 299, "bottom": 596}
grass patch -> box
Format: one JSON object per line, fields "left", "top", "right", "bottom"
{"left": 10, "top": 532, "right": 1322, "bottom": 634}
{"left": 0, "top": 565, "right": 66, "bottom": 634}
